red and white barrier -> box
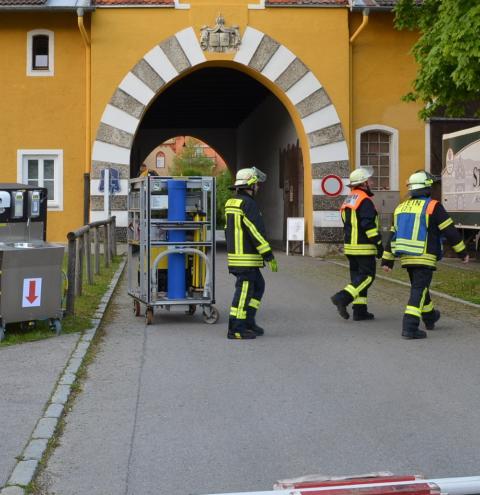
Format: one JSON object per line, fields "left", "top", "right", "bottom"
{"left": 204, "top": 475, "right": 480, "bottom": 495}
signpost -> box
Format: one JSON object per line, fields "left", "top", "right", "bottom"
{"left": 286, "top": 217, "right": 305, "bottom": 256}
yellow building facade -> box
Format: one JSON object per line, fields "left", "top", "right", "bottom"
{"left": 0, "top": 0, "right": 424, "bottom": 253}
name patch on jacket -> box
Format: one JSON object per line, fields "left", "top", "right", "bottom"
{"left": 342, "top": 194, "right": 360, "bottom": 208}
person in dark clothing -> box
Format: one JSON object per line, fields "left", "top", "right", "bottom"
{"left": 381, "top": 171, "right": 469, "bottom": 339}
{"left": 225, "top": 167, "right": 278, "bottom": 340}
{"left": 331, "top": 167, "right": 384, "bottom": 321}
{"left": 138, "top": 163, "right": 158, "bottom": 177}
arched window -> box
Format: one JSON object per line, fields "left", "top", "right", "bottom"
{"left": 356, "top": 125, "right": 399, "bottom": 191}
{"left": 155, "top": 151, "right": 165, "bottom": 168}
{"left": 27, "top": 30, "right": 54, "bottom": 76}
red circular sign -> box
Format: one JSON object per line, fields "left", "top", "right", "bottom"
{"left": 321, "top": 174, "right": 344, "bottom": 197}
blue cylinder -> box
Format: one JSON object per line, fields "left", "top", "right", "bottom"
{"left": 167, "top": 180, "right": 186, "bottom": 299}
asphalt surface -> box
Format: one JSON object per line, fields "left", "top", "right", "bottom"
{"left": 31, "top": 250, "right": 480, "bottom": 495}
{"left": 0, "top": 335, "right": 79, "bottom": 488}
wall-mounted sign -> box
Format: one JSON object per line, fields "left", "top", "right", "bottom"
{"left": 321, "top": 174, "right": 344, "bottom": 197}
{"left": 99, "top": 168, "right": 120, "bottom": 194}
{"left": 314, "top": 210, "right": 343, "bottom": 228}
{"left": 22, "top": 277, "right": 42, "bottom": 307}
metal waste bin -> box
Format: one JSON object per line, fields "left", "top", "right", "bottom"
{"left": 0, "top": 183, "right": 64, "bottom": 341}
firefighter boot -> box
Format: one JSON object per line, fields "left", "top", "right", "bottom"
{"left": 352, "top": 305, "right": 375, "bottom": 321}
{"left": 331, "top": 291, "right": 352, "bottom": 320}
{"left": 423, "top": 309, "right": 441, "bottom": 330}
{"left": 227, "top": 330, "right": 256, "bottom": 340}
{"left": 402, "top": 314, "right": 427, "bottom": 340}
{"left": 247, "top": 323, "right": 264, "bottom": 336}
{"left": 228, "top": 318, "right": 256, "bottom": 340}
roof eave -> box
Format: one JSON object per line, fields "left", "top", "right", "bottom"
{"left": 350, "top": 5, "right": 393, "bottom": 11}
{"left": 95, "top": 4, "right": 173, "bottom": 7}
{"left": 265, "top": 3, "right": 348, "bottom": 7}
{"left": 0, "top": 4, "right": 95, "bottom": 9}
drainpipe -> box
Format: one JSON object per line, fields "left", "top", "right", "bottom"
{"left": 349, "top": 8, "right": 369, "bottom": 167}
{"left": 350, "top": 8, "right": 369, "bottom": 44}
{"left": 77, "top": 8, "right": 91, "bottom": 225}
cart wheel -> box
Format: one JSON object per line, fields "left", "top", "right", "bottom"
{"left": 52, "top": 319, "right": 62, "bottom": 336}
{"left": 145, "top": 307, "right": 154, "bottom": 325}
{"left": 186, "top": 304, "right": 196, "bottom": 315}
{"left": 133, "top": 300, "right": 141, "bottom": 317}
{"left": 0, "top": 326, "right": 4, "bottom": 342}
{"left": 203, "top": 305, "right": 219, "bottom": 324}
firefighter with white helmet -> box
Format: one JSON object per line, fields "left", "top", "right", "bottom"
{"left": 331, "top": 167, "right": 384, "bottom": 321}
{"left": 224, "top": 167, "right": 277, "bottom": 340}
{"left": 381, "top": 170, "right": 469, "bottom": 339}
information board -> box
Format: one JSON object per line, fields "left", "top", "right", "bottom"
{"left": 286, "top": 217, "right": 305, "bottom": 255}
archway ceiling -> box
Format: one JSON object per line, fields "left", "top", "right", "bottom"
{"left": 139, "top": 67, "right": 272, "bottom": 130}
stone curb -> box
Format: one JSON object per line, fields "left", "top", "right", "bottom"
{"left": 0, "top": 258, "right": 126, "bottom": 494}
{"left": 326, "top": 259, "right": 480, "bottom": 309}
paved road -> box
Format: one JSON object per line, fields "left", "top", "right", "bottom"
{"left": 0, "top": 335, "right": 79, "bottom": 488}
{"left": 36, "top": 251, "right": 480, "bottom": 495}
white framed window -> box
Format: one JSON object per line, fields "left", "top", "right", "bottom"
{"left": 194, "top": 146, "right": 204, "bottom": 157}
{"left": 156, "top": 151, "right": 165, "bottom": 168}
{"left": 27, "top": 30, "right": 54, "bottom": 77}
{"left": 356, "top": 125, "right": 399, "bottom": 191}
{"left": 17, "top": 150, "right": 63, "bottom": 210}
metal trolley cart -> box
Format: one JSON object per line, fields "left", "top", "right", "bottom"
{"left": 127, "top": 176, "right": 219, "bottom": 325}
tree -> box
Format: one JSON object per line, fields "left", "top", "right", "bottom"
{"left": 172, "top": 137, "right": 216, "bottom": 176}
{"left": 215, "top": 169, "right": 233, "bottom": 228}
{"left": 394, "top": 0, "right": 480, "bottom": 119}
{"left": 172, "top": 137, "right": 233, "bottom": 227}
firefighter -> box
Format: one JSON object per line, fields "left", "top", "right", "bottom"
{"left": 138, "top": 163, "right": 158, "bottom": 177}
{"left": 225, "top": 167, "right": 278, "bottom": 340}
{"left": 381, "top": 170, "right": 469, "bottom": 339}
{"left": 331, "top": 167, "right": 384, "bottom": 320}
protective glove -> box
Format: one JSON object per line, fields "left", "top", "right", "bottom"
{"left": 376, "top": 243, "right": 384, "bottom": 260}
{"left": 267, "top": 259, "right": 278, "bottom": 272}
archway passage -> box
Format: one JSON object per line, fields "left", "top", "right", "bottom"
{"left": 132, "top": 67, "right": 272, "bottom": 176}
{"left": 132, "top": 66, "right": 301, "bottom": 246}
{"left": 90, "top": 27, "right": 350, "bottom": 252}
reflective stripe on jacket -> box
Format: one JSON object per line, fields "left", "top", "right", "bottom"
{"left": 382, "top": 196, "right": 467, "bottom": 269}
{"left": 225, "top": 192, "right": 273, "bottom": 268}
{"left": 340, "top": 188, "right": 381, "bottom": 256}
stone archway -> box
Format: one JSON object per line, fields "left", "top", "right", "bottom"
{"left": 91, "top": 27, "right": 349, "bottom": 251}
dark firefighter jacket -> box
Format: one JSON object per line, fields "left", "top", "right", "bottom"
{"left": 225, "top": 191, "right": 274, "bottom": 269}
{"left": 340, "top": 188, "right": 382, "bottom": 256}
{"left": 381, "top": 196, "right": 467, "bottom": 269}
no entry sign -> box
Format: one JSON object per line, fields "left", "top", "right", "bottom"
{"left": 320, "top": 174, "right": 344, "bottom": 197}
